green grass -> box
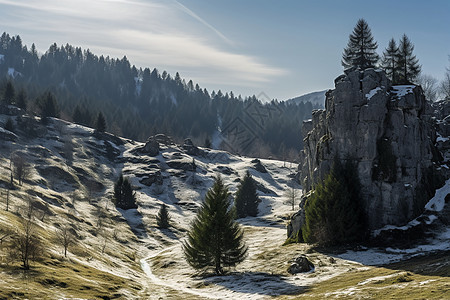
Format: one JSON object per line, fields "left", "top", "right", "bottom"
{"left": 278, "top": 251, "right": 450, "bottom": 299}
{"left": 0, "top": 258, "right": 141, "bottom": 299}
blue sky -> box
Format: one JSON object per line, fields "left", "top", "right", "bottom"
{"left": 0, "top": 0, "right": 449, "bottom": 100}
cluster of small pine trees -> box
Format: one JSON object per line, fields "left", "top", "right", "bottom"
{"left": 113, "top": 174, "right": 137, "bottom": 210}
{"left": 342, "top": 19, "right": 421, "bottom": 84}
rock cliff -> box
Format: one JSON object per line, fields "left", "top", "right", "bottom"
{"left": 297, "top": 69, "right": 443, "bottom": 230}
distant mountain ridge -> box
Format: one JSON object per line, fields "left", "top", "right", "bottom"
{"left": 285, "top": 90, "right": 327, "bottom": 108}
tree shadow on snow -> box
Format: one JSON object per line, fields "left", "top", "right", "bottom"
{"left": 118, "top": 208, "right": 148, "bottom": 239}
{"left": 201, "top": 271, "right": 308, "bottom": 297}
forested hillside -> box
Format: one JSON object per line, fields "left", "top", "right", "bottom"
{"left": 0, "top": 32, "right": 317, "bottom": 160}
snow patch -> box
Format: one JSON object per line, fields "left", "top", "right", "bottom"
{"left": 425, "top": 179, "right": 450, "bottom": 212}
{"left": 0, "top": 54, "right": 4, "bottom": 63}
{"left": 134, "top": 76, "right": 142, "bottom": 96}
{"left": 391, "top": 85, "right": 415, "bottom": 98}
{"left": 436, "top": 133, "right": 449, "bottom": 143}
{"left": 365, "top": 87, "right": 382, "bottom": 100}
{"left": 7, "top": 67, "right": 22, "bottom": 78}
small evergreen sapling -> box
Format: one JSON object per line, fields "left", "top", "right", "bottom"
{"left": 234, "top": 171, "right": 259, "bottom": 218}
{"left": 156, "top": 203, "right": 170, "bottom": 229}
{"left": 95, "top": 112, "right": 107, "bottom": 133}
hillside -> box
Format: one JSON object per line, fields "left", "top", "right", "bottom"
{"left": 285, "top": 90, "right": 327, "bottom": 108}
{"left": 0, "top": 107, "right": 449, "bottom": 299}
{"left": 0, "top": 32, "right": 312, "bottom": 160}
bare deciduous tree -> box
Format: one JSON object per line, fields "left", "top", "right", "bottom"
{"left": 56, "top": 223, "right": 75, "bottom": 258}
{"left": 417, "top": 74, "right": 439, "bottom": 101}
{"left": 284, "top": 182, "right": 301, "bottom": 211}
{"left": 440, "top": 71, "right": 450, "bottom": 100}
{"left": 9, "top": 199, "right": 42, "bottom": 269}
{"left": 11, "top": 153, "right": 29, "bottom": 186}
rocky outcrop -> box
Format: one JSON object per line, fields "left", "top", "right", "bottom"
{"left": 297, "top": 69, "right": 443, "bottom": 230}
{"left": 182, "top": 138, "right": 201, "bottom": 156}
{"left": 142, "top": 137, "right": 160, "bottom": 156}
{"left": 251, "top": 159, "right": 267, "bottom": 173}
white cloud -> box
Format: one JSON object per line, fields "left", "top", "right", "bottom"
{"left": 0, "top": 0, "right": 286, "bottom": 87}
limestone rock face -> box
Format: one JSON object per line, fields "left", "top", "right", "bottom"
{"left": 298, "top": 69, "right": 441, "bottom": 230}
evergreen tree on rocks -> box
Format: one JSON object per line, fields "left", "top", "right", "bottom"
{"left": 381, "top": 38, "right": 401, "bottom": 84}
{"left": 113, "top": 174, "right": 137, "bottom": 210}
{"left": 234, "top": 171, "right": 259, "bottom": 218}
{"left": 156, "top": 203, "right": 170, "bottom": 229}
{"left": 342, "top": 19, "right": 379, "bottom": 70}
{"left": 397, "top": 34, "right": 421, "bottom": 84}
{"left": 183, "top": 175, "right": 247, "bottom": 275}
{"left": 95, "top": 112, "right": 106, "bottom": 133}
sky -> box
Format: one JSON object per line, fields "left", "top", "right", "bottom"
{"left": 0, "top": 0, "right": 449, "bottom": 101}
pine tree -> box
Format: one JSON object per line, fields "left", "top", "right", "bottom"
{"left": 38, "top": 92, "right": 59, "bottom": 124}
{"left": 156, "top": 203, "right": 170, "bottom": 229}
{"left": 2, "top": 81, "right": 15, "bottom": 105}
{"left": 72, "top": 105, "right": 83, "bottom": 124}
{"left": 113, "top": 174, "right": 137, "bottom": 210}
{"left": 342, "top": 19, "right": 379, "bottom": 70}
{"left": 95, "top": 112, "right": 106, "bottom": 133}
{"left": 302, "top": 160, "right": 364, "bottom": 246}
{"left": 183, "top": 175, "right": 247, "bottom": 275}
{"left": 381, "top": 38, "right": 400, "bottom": 84}
{"left": 397, "top": 34, "right": 421, "bottom": 84}
{"left": 15, "top": 88, "right": 27, "bottom": 110}
{"left": 234, "top": 171, "right": 259, "bottom": 218}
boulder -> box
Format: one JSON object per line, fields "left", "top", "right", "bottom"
{"left": 287, "top": 255, "right": 314, "bottom": 274}
{"left": 251, "top": 159, "right": 267, "bottom": 173}
{"left": 142, "top": 137, "right": 160, "bottom": 156}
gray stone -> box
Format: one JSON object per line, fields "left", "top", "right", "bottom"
{"left": 142, "top": 137, "right": 160, "bottom": 156}
{"left": 252, "top": 159, "right": 267, "bottom": 173}
{"left": 287, "top": 255, "right": 314, "bottom": 274}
